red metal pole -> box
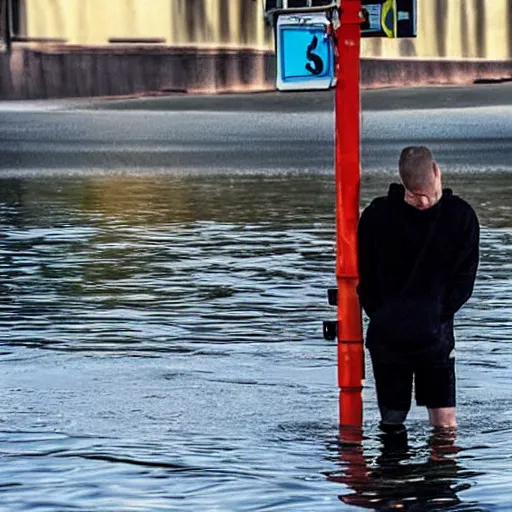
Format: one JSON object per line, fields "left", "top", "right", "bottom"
{"left": 335, "top": 0, "right": 364, "bottom": 427}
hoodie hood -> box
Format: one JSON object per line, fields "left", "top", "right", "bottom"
{"left": 387, "top": 183, "right": 453, "bottom": 219}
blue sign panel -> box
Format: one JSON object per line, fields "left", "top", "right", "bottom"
{"left": 276, "top": 13, "right": 335, "bottom": 91}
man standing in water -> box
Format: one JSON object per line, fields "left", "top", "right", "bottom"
{"left": 357, "top": 147, "right": 479, "bottom": 431}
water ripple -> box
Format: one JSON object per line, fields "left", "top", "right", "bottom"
{"left": 0, "top": 172, "right": 510, "bottom": 511}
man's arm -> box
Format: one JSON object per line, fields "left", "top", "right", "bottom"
{"left": 442, "top": 208, "right": 480, "bottom": 319}
{"left": 357, "top": 204, "right": 381, "bottom": 318}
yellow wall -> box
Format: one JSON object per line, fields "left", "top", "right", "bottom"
{"left": 24, "top": 0, "right": 512, "bottom": 59}
{"left": 361, "top": 0, "right": 511, "bottom": 59}
{"left": 26, "top": 0, "right": 173, "bottom": 46}
{"left": 25, "top": 0, "right": 272, "bottom": 49}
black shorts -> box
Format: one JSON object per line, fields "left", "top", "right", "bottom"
{"left": 371, "top": 354, "right": 456, "bottom": 412}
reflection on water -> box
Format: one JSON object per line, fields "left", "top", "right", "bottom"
{"left": 327, "top": 427, "right": 489, "bottom": 511}
{"left": 0, "top": 170, "right": 511, "bottom": 511}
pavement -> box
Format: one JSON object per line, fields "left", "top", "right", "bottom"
{"left": 1, "top": 81, "right": 512, "bottom": 174}
{"left": 80, "top": 82, "right": 512, "bottom": 112}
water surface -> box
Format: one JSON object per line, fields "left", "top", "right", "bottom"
{"left": 0, "top": 105, "right": 511, "bottom": 511}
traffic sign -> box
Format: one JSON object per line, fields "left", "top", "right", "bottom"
{"left": 361, "top": 0, "right": 417, "bottom": 38}
{"left": 276, "top": 13, "right": 335, "bottom": 91}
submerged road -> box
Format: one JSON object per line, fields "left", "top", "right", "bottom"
{"left": 0, "top": 85, "right": 511, "bottom": 511}
{"left": 1, "top": 83, "right": 512, "bottom": 173}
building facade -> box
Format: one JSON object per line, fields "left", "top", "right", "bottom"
{"left": 1, "top": 0, "right": 512, "bottom": 99}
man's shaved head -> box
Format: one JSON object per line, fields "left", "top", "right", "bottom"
{"left": 398, "top": 146, "right": 436, "bottom": 191}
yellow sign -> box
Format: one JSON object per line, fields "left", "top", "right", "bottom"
{"left": 362, "top": 0, "right": 417, "bottom": 38}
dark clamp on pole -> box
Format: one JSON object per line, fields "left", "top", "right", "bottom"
{"left": 323, "top": 288, "right": 338, "bottom": 340}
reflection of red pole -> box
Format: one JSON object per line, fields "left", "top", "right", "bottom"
{"left": 335, "top": 0, "right": 363, "bottom": 427}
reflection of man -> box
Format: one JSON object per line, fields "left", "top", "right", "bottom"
{"left": 328, "top": 427, "right": 468, "bottom": 510}
{"left": 357, "top": 147, "right": 479, "bottom": 431}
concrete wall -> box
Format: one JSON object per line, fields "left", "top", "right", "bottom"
{"left": 0, "top": 46, "right": 275, "bottom": 99}
{"left": 1, "top": 45, "right": 511, "bottom": 100}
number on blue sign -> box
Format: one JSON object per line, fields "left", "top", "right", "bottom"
{"left": 305, "top": 35, "right": 324, "bottom": 76}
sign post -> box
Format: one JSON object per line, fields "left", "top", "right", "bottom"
{"left": 334, "top": 0, "right": 364, "bottom": 427}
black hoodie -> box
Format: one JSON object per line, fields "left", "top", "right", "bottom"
{"left": 357, "top": 183, "right": 479, "bottom": 362}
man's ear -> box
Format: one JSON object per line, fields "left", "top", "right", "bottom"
{"left": 433, "top": 161, "right": 441, "bottom": 178}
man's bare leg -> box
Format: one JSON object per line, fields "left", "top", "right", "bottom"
{"left": 428, "top": 407, "right": 456, "bottom": 428}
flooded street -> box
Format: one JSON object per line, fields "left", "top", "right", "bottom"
{"left": 0, "top": 95, "right": 511, "bottom": 510}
